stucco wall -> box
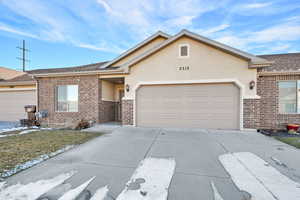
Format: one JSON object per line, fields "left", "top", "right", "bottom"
{"left": 113, "top": 36, "right": 167, "bottom": 67}
{"left": 101, "top": 80, "right": 115, "bottom": 101}
{"left": 124, "top": 36, "right": 257, "bottom": 99}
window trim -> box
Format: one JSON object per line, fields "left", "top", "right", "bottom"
{"left": 278, "top": 80, "right": 299, "bottom": 114}
{"left": 55, "top": 84, "right": 79, "bottom": 113}
{"left": 178, "top": 44, "right": 190, "bottom": 58}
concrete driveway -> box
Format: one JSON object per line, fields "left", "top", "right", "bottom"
{"left": 5, "top": 127, "right": 300, "bottom": 199}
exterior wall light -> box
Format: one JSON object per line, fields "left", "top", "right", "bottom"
{"left": 249, "top": 80, "right": 255, "bottom": 90}
{"left": 126, "top": 84, "right": 130, "bottom": 92}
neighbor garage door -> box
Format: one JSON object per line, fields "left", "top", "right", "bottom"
{"left": 136, "top": 83, "right": 240, "bottom": 129}
{"left": 0, "top": 90, "right": 36, "bottom": 121}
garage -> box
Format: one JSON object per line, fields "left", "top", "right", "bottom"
{"left": 0, "top": 90, "right": 36, "bottom": 122}
{"left": 136, "top": 83, "right": 240, "bottom": 129}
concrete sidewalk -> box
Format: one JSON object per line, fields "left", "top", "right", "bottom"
{"left": 5, "top": 127, "right": 300, "bottom": 199}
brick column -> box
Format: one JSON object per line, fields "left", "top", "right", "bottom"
{"left": 243, "top": 98, "right": 260, "bottom": 129}
{"left": 122, "top": 99, "right": 133, "bottom": 125}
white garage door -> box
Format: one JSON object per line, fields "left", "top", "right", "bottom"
{"left": 136, "top": 83, "right": 240, "bottom": 129}
{"left": 0, "top": 90, "right": 36, "bottom": 122}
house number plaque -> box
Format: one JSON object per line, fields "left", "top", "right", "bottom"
{"left": 178, "top": 66, "right": 190, "bottom": 71}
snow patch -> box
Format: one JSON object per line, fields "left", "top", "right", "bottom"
{"left": 219, "top": 152, "right": 300, "bottom": 200}
{"left": 1, "top": 145, "right": 75, "bottom": 178}
{"left": 19, "top": 129, "right": 39, "bottom": 135}
{"left": 0, "top": 127, "right": 27, "bottom": 134}
{"left": 116, "top": 157, "right": 176, "bottom": 200}
{"left": 58, "top": 176, "right": 95, "bottom": 200}
{"left": 0, "top": 171, "right": 75, "bottom": 200}
{"left": 90, "top": 186, "right": 109, "bottom": 200}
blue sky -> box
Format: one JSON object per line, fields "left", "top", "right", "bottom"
{"left": 0, "top": 0, "right": 299, "bottom": 71}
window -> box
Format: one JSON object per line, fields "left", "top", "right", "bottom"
{"left": 278, "top": 81, "right": 300, "bottom": 113}
{"left": 179, "top": 44, "right": 189, "bottom": 58}
{"left": 56, "top": 85, "right": 78, "bottom": 112}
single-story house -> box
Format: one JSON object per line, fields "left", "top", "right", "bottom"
{"left": 31, "top": 29, "right": 300, "bottom": 130}
{"left": 0, "top": 70, "right": 36, "bottom": 122}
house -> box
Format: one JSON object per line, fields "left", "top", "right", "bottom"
{"left": 0, "top": 69, "right": 36, "bottom": 122}
{"left": 31, "top": 29, "right": 300, "bottom": 130}
{"left": 0, "top": 66, "right": 24, "bottom": 80}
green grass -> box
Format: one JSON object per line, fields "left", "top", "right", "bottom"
{"left": 274, "top": 136, "right": 300, "bottom": 149}
{"left": 0, "top": 130, "right": 103, "bottom": 176}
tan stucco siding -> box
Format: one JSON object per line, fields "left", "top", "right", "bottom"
{"left": 125, "top": 36, "right": 257, "bottom": 99}
{"left": 101, "top": 80, "right": 115, "bottom": 101}
{"left": 113, "top": 36, "right": 167, "bottom": 67}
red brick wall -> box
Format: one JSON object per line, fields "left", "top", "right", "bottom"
{"left": 243, "top": 98, "right": 260, "bottom": 129}
{"left": 258, "top": 74, "right": 300, "bottom": 129}
{"left": 99, "top": 101, "right": 116, "bottom": 123}
{"left": 37, "top": 75, "right": 100, "bottom": 126}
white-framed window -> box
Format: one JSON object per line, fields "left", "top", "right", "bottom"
{"left": 179, "top": 44, "right": 189, "bottom": 58}
{"left": 56, "top": 85, "right": 78, "bottom": 112}
{"left": 278, "top": 81, "right": 300, "bottom": 114}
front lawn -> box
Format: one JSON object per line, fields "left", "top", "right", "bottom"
{"left": 0, "top": 130, "right": 103, "bottom": 177}
{"left": 274, "top": 136, "right": 300, "bottom": 149}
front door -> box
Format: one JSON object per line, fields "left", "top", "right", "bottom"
{"left": 117, "top": 90, "right": 125, "bottom": 121}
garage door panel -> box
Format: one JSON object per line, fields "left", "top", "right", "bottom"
{"left": 0, "top": 90, "right": 36, "bottom": 121}
{"left": 136, "top": 83, "right": 240, "bottom": 129}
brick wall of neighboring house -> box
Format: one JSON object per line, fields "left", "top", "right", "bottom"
{"left": 122, "top": 99, "right": 133, "bottom": 125}
{"left": 257, "top": 74, "right": 300, "bottom": 129}
{"left": 37, "top": 75, "right": 100, "bottom": 127}
{"left": 243, "top": 98, "right": 260, "bottom": 129}
{"left": 99, "top": 101, "right": 116, "bottom": 122}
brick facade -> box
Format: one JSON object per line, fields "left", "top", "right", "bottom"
{"left": 257, "top": 74, "right": 300, "bottom": 129}
{"left": 99, "top": 101, "right": 116, "bottom": 123}
{"left": 37, "top": 75, "right": 100, "bottom": 126}
{"left": 122, "top": 99, "right": 133, "bottom": 125}
{"left": 243, "top": 98, "right": 260, "bottom": 129}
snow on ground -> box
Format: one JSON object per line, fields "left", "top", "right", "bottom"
{"left": 0, "top": 171, "right": 75, "bottom": 200}
{"left": 58, "top": 177, "right": 95, "bottom": 200}
{"left": 0, "top": 127, "right": 53, "bottom": 138}
{"left": 219, "top": 152, "right": 300, "bottom": 200}
{"left": 1, "top": 145, "right": 75, "bottom": 178}
{"left": 18, "top": 129, "right": 39, "bottom": 135}
{"left": 116, "top": 157, "right": 176, "bottom": 200}
{"left": 90, "top": 186, "right": 109, "bottom": 200}
{"left": 0, "top": 127, "right": 27, "bottom": 134}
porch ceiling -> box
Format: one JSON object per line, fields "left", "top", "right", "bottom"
{"left": 100, "top": 77, "right": 124, "bottom": 84}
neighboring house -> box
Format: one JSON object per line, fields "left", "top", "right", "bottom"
{"left": 31, "top": 29, "right": 300, "bottom": 130}
{"left": 0, "top": 72, "right": 36, "bottom": 122}
{"left": 0, "top": 66, "right": 24, "bottom": 80}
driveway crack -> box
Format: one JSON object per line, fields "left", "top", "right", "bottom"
{"left": 143, "top": 129, "right": 161, "bottom": 158}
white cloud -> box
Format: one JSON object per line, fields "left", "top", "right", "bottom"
{"left": 215, "top": 22, "right": 300, "bottom": 53}
{"left": 242, "top": 2, "right": 272, "bottom": 9}
{"left": 197, "top": 24, "right": 230, "bottom": 36}
{"left": 0, "top": 23, "right": 38, "bottom": 38}
{"left": 76, "top": 42, "right": 124, "bottom": 54}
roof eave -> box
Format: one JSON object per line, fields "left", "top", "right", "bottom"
{"left": 100, "top": 31, "right": 170, "bottom": 69}
{"left": 32, "top": 69, "right": 126, "bottom": 78}
{"left": 0, "top": 80, "right": 36, "bottom": 86}
{"left": 122, "top": 29, "right": 272, "bottom": 69}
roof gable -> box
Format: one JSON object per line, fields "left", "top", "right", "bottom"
{"left": 121, "top": 29, "right": 272, "bottom": 70}
{"left": 100, "top": 31, "right": 170, "bottom": 69}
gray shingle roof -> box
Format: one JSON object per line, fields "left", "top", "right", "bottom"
{"left": 258, "top": 53, "right": 300, "bottom": 72}
{"left": 28, "top": 61, "right": 112, "bottom": 74}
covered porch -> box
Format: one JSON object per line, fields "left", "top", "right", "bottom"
{"left": 99, "top": 76, "right": 125, "bottom": 123}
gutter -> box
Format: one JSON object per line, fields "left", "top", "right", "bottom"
{"left": 258, "top": 71, "right": 300, "bottom": 76}
{"left": 0, "top": 80, "right": 36, "bottom": 86}
{"left": 32, "top": 69, "right": 126, "bottom": 78}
